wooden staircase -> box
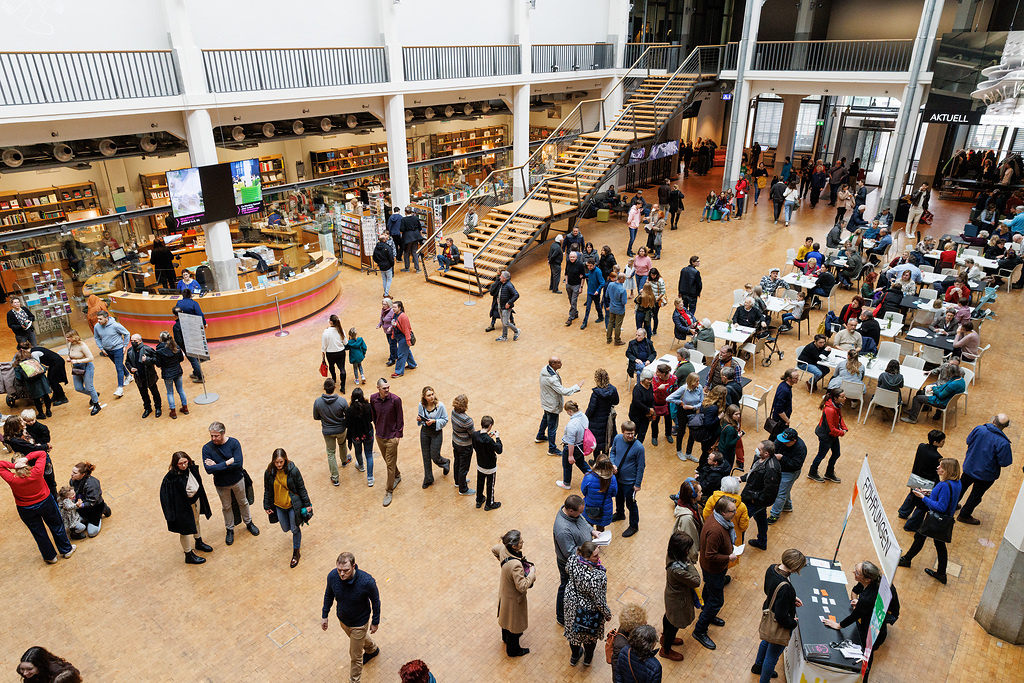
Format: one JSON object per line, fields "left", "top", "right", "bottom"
{"left": 424, "top": 70, "right": 702, "bottom": 295}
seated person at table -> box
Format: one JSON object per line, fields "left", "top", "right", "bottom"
{"left": 879, "top": 283, "right": 905, "bottom": 316}
{"left": 982, "top": 237, "right": 1005, "bottom": 260}
{"left": 797, "top": 334, "right": 832, "bottom": 390}
{"left": 993, "top": 220, "right": 1012, "bottom": 240}
{"left": 672, "top": 298, "right": 697, "bottom": 342}
{"left": 838, "top": 247, "right": 863, "bottom": 287}
{"left": 962, "top": 257, "right": 992, "bottom": 285}
{"left": 825, "top": 222, "right": 844, "bottom": 249}
{"left": 916, "top": 235, "right": 937, "bottom": 256}
{"left": 875, "top": 207, "right": 894, "bottom": 230}
{"left": 953, "top": 295, "right": 972, "bottom": 325}
{"left": 705, "top": 345, "right": 743, "bottom": 389}
{"left": 912, "top": 297, "right": 944, "bottom": 328}
{"left": 808, "top": 267, "right": 836, "bottom": 305}
{"left": 994, "top": 247, "right": 1024, "bottom": 287}
{"left": 938, "top": 241, "right": 958, "bottom": 269}
{"left": 999, "top": 204, "right": 1024, "bottom": 234}
{"left": 858, "top": 311, "right": 881, "bottom": 354}
{"left": 779, "top": 291, "right": 805, "bottom": 333}
{"left": 975, "top": 204, "right": 999, "bottom": 233}
{"left": 866, "top": 228, "right": 893, "bottom": 264}
{"left": 732, "top": 297, "right": 765, "bottom": 332}
{"left": 759, "top": 268, "right": 790, "bottom": 297}
{"left": 863, "top": 219, "right": 882, "bottom": 241}
{"left": 952, "top": 320, "right": 980, "bottom": 360}
{"left": 177, "top": 270, "right": 201, "bottom": 293}
{"left": 944, "top": 274, "right": 971, "bottom": 303}
{"left": 794, "top": 237, "right": 815, "bottom": 268}
{"left": 897, "top": 269, "right": 917, "bottom": 296}
{"left": 877, "top": 359, "right": 904, "bottom": 397}
{"left": 930, "top": 308, "right": 958, "bottom": 335}
{"left": 860, "top": 271, "right": 882, "bottom": 302}
{"left": 751, "top": 286, "right": 769, "bottom": 318}
{"left": 803, "top": 256, "right": 821, "bottom": 277}
{"left": 901, "top": 363, "right": 966, "bottom": 424}
{"left": 722, "top": 367, "right": 743, "bottom": 406}
{"left": 828, "top": 348, "right": 865, "bottom": 391}
{"left": 685, "top": 318, "right": 717, "bottom": 350}
{"left": 672, "top": 348, "right": 696, "bottom": 385}
{"left": 848, "top": 205, "right": 870, "bottom": 233}
{"left": 830, "top": 317, "right": 863, "bottom": 353}
{"left": 805, "top": 243, "right": 825, "bottom": 270}
{"left": 888, "top": 250, "right": 913, "bottom": 269}
{"left": 839, "top": 295, "right": 865, "bottom": 323}
{"left": 962, "top": 229, "right": 990, "bottom": 249}
{"left": 626, "top": 328, "right": 657, "bottom": 378}
{"left": 888, "top": 261, "right": 922, "bottom": 284}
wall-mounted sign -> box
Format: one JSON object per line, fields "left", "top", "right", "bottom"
{"left": 922, "top": 108, "right": 983, "bottom": 125}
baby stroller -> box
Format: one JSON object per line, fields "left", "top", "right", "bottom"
{"left": 0, "top": 361, "right": 30, "bottom": 408}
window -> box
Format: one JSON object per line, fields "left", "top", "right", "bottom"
{"left": 793, "top": 103, "right": 820, "bottom": 152}
{"left": 752, "top": 100, "right": 783, "bottom": 148}
{"left": 967, "top": 125, "right": 1005, "bottom": 150}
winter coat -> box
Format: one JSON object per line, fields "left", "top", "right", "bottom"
{"left": 702, "top": 491, "right": 750, "bottom": 543}
{"left": 400, "top": 215, "right": 424, "bottom": 245}
{"left": 741, "top": 455, "right": 782, "bottom": 512}
{"left": 262, "top": 461, "right": 312, "bottom": 513}
{"left": 580, "top": 472, "right": 617, "bottom": 527}
{"left": 664, "top": 558, "right": 701, "bottom": 628}
{"left": 124, "top": 342, "right": 160, "bottom": 385}
{"left": 539, "top": 365, "right": 579, "bottom": 414}
{"left": 31, "top": 345, "right": 68, "bottom": 388}
{"left": 672, "top": 506, "right": 701, "bottom": 564}
{"left": 153, "top": 342, "right": 184, "bottom": 380}
{"left": 963, "top": 423, "right": 1014, "bottom": 482}
{"left": 372, "top": 240, "right": 396, "bottom": 272}
{"left": 160, "top": 463, "right": 212, "bottom": 536}
{"left": 563, "top": 553, "right": 612, "bottom": 646}
{"left": 492, "top": 543, "right": 536, "bottom": 634}
{"left": 615, "top": 646, "right": 662, "bottom": 683}
{"left": 585, "top": 384, "right": 619, "bottom": 453}
{"left": 13, "top": 356, "right": 51, "bottom": 399}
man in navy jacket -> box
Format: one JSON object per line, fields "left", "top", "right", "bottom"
{"left": 202, "top": 421, "right": 259, "bottom": 545}
{"left": 957, "top": 414, "right": 1013, "bottom": 525}
{"left": 321, "top": 551, "right": 381, "bottom": 681}
{"left": 610, "top": 422, "right": 646, "bottom": 537}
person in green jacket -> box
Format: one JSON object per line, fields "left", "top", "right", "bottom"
{"left": 346, "top": 327, "right": 368, "bottom": 386}
{"left": 901, "top": 363, "right": 966, "bottom": 424}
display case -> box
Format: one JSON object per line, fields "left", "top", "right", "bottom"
{"left": 258, "top": 154, "right": 287, "bottom": 187}
{"left": 25, "top": 268, "right": 73, "bottom": 346}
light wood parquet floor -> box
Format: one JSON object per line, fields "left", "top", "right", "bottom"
{"left": 1, "top": 167, "right": 1021, "bottom": 682}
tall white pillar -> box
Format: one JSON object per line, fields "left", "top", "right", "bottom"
{"left": 380, "top": 0, "right": 404, "bottom": 85}
{"left": 775, "top": 94, "right": 806, "bottom": 167}
{"left": 607, "top": 0, "right": 631, "bottom": 68}
{"left": 183, "top": 108, "right": 239, "bottom": 292}
{"left": 976, "top": 474, "right": 1024, "bottom": 644}
{"left": 163, "top": 0, "right": 207, "bottom": 102}
{"left": 385, "top": 94, "right": 410, "bottom": 211}
{"left": 512, "top": 84, "right": 531, "bottom": 201}
{"left": 722, "top": 0, "right": 764, "bottom": 191}
{"left": 915, "top": 123, "right": 946, "bottom": 187}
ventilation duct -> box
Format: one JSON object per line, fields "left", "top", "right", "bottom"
{"left": 262, "top": 122, "right": 276, "bottom": 138}
{"left": 444, "top": 105, "right": 455, "bottom": 117}
{"left": 405, "top": 109, "right": 414, "bottom": 123}
{"left": 292, "top": 121, "right": 305, "bottom": 135}
{"left": 320, "top": 117, "right": 333, "bottom": 132}
{"left": 424, "top": 107, "right": 435, "bottom": 119}
{"left": 231, "top": 126, "right": 246, "bottom": 141}
{"left": 2, "top": 148, "right": 24, "bottom": 167}
{"left": 52, "top": 144, "right": 74, "bottom": 162}
{"left": 346, "top": 115, "right": 358, "bottom": 128}
{"left": 139, "top": 136, "right": 158, "bottom": 152}
{"left": 98, "top": 139, "right": 117, "bottom": 156}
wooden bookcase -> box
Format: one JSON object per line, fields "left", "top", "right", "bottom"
{"left": 428, "top": 125, "right": 508, "bottom": 186}
{"left": 0, "top": 182, "right": 100, "bottom": 230}
{"left": 310, "top": 143, "right": 390, "bottom": 179}
{"left": 258, "top": 154, "right": 286, "bottom": 187}
{"left": 530, "top": 126, "right": 555, "bottom": 141}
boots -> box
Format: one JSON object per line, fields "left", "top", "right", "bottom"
{"left": 180, "top": 405, "right": 189, "bottom": 415}
{"left": 806, "top": 468, "right": 824, "bottom": 482}
{"left": 659, "top": 646, "right": 684, "bottom": 661}
{"left": 169, "top": 408, "right": 177, "bottom": 419}
{"left": 290, "top": 548, "right": 301, "bottom": 568}
{"left": 185, "top": 550, "right": 206, "bottom": 564}
{"left": 90, "top": 401, "right": 101, "bottom": 416}
{"left": 194, "top": 538, "right": 213, "bottom": 553}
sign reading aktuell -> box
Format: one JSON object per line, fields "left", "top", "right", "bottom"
{"left": 857, "top": 456, "right": 902, "bottom": 579}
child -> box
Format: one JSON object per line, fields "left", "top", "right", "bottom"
{"left": 716, "top": 191, "right": 733, "bottom": 221}
{"left": 58, "top": 485, "right": 87, "bottom": 539}
{"left": 623, "top": 259, "right": 637, "bottom": 297}
{"left": 471, "top": 415, "right": 503, "bottom": 511}
{"left": 779, "top": 291, "right": 805, "bottom": 332}
{"left": 346, "top": 327, "right": 367, "bottom": 386}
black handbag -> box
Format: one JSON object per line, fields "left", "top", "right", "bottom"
{"left": 919, "top": 510, "right": 954, "bottom": 543}
{"left": 267, "top": 508, "right": 279, "bottom": 524}
{"left": 573, "top": 608, "right": 603, "bottom": 637}
{"left": 763, "top": 416, "right": 779, "bottom": 434}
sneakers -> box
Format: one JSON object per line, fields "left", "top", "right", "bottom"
{"left": 459, "top": 488, "right": 476, "bottom": 496}
{"left": 685, "top": 453, "right": 699, "bottom": 463}
{"left": 513, "top": 329, "right": 521, "bottom": 341}
{"left": 806, "top": 471, "right": 825, "bottom": 482}
{"left": 331, "top": 477, "right": 340, "bottom": 486}
{"left": 62, "top": 544, "right": 77, "bottom": 559}
{"left": 367, "top": 477, "right": 375, "bottom": 487}
{"left": 767, "top": 514, "right": 780, "bottom": 525}
{"left": 534, "top": 438, "right": 547, "bottom": 443}
{"left": 114, "top": 386, "right": 124, "bottom": 397}
{"left": 824, "top": 472, "right": 842, "bottom": 484}
{"left": 676, "top": 451, "right": 687, "bottom": 461}
{"left": 383, "top": 492, "right": 393, "bottom": 507}
{"left": 485, "top": 502, "right": 502, "bottom": 511}
{"left": 651, "top": 436, "right": 658, "bottom": 446}
{"left": 556, "top": 480, "right": 571, "bottom": 490}
{"left": 495, "top": 336, "right": 508, "bottom": 341}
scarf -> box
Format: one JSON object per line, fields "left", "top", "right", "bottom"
{"left": 713, "top": 510, "right": 737, "bottom": 545}
{"left": 504, "top": 545, "right": 533, "bottom": 574}
{"left": 577, "top": 553, "right": 606, "bottom": 573}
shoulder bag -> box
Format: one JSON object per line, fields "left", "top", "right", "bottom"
{"left": 758, "top": 580, "right": 793, "bottom": 646}
{"left": 604, "top": 628, "right": 618, "bottom": 664}
{"left": 319, "top": 353, "right": 329, "bottom": 378}
{"left": 19, "top": 358, "right": 44, "bottom": 378}
{"left": 918, "top": 482, "right": 955, "bottom": 543}
{"left": 573, "top": 605, "right": 603, "bottom": 637}
{"left": 410, "top": 330, "right": 417, "bottom": 346}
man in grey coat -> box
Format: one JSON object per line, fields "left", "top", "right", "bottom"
{"left": 553, "top": 494, "right": 598, "bottom": 625}
{"left": 536, "top": 357, "right": 583, "bottom": 455}
{"left": 314, "top": 378, "right": 350, "bottom": 486}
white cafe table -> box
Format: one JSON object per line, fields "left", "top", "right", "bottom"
{"left": 782, "top": 272, "right": 819, "bottom": 290}
{"left": 765, "top": 296, "right": 795, "bottom": 314}
{"left": 824, "top": 348, "right": 929, "bottom": 393}
{"left": 711, "top": 321, "right": 756, "bottom": 345}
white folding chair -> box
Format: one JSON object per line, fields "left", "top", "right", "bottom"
{"left": 733, "top": 356, "right": 747, "bottom": 373}
{"left": 688, "top": 350, "right": 704, "bottom": 365}
{"left": 962, "top": 248, "right": 980, "bottom": 257}
{"left": 731, "top": 289, "right": 745, "bottom": 315}
{"left": 862, "top": 388, "right": 901, "bottom": 431}
{"left": 793, "top": 346, "right": 814, "bottom": 393}
{"left": 841, "top": 380, "right": 866, "bottom": 423}
{"left": 919, "top": 345, "right": 947, "bottom": 367}
{"left": 896, "top": 338, "right": 917, "bottom": 357}
{"left": 784, "top": 249, "right": 798, "bottom": 275}
{"left": 827, "top": 283, "right": 840, "bottom": 311}
{"left": 941, "top": 268, "right": 958, "bottom": 277}
{"left": 919, "top": 288, "right": 938, "bottom": 301}
{"left": 937, "top": 392, "right": 963, "bottom": 430}
{"left": 740, "top": 337, "right": 765, "bottom": 368}
{"left": 960, "top": 344, "right": 988, "bottom": 383}
{"left": 881, "top": 312, "right": 904, "bottom": 327}
{"left": 919, "top": 264, "right": 934, "bottom": 273}
{"left": 740, "top": 384, "right": 771, "bottom": 430}
{"left": 876, "top": 341, "right": 900, "bottom": 362}
{"left": 697, "top": 339, "right": 717, "bottom": 359}
{"left": 1000, "top": 263, "right": 1022, "bottom": 293}
{"left": 782, "top": 289, "right": 799, "bottom": 301}
{"left": 901, "top": 355, "right": 925, "bottom": 371}
{"left": 961, "top": 368, "right": 975, "bottom": 413}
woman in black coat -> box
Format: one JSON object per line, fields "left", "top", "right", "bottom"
{"left": 263, "top": 448, "right": 312, "bottom": 568}
{"left": 585, "top": 369, "right": 619, "bottom": 456}
{"left": 7, "top": 296, "right": 36, "bottom": 346}
{"left": 160, "top": 451, "right": 213, "bottom": 564}
{"left": 13, "top": 342, "right": 51, "bottom": 417}
{"left": 628, "top": 376, "right": 655, "bottom": 444}
{"left": 154, "top": 331, "right": 188, "bottom": 418}
{"left": 150, "top": 240, "right": 177, "bottom": 289}
{"left": 824, "top": 560, "right": 900, "bottom": 681}
{"left": 30, "top": 345, "right": 68, "bottom": 405}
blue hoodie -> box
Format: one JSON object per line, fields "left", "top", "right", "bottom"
{"left": 93, "top": 318, "right": 129, "bottom": 352}
{"left": 606, "top": 281, "right": 627, "bottom": 315}
{"left": 963, "top": 423, "right": 1013, "bottom": 481}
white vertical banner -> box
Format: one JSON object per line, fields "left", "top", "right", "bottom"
{"left": 856, "top": 456, "right": 902, "bottom": 579}
{"left": 177, "top": 312, "right": 209, "bottom": 360}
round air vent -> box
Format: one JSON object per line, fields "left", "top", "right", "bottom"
{"left": 346, "top": 115, "right": 358, "bottom": 128}
{"left": 292, "top": 120, "right": 305, "bottom": 135}
{"left": 424, "top": 107, "right": 435, "bottom": 119}
{"left": 53, "top": 144, "right": 74, "bottom": 162}
{"left": 98, "top": 139, "right": 117, "bottom": 157}
{"left": 139, "top": 136, "right": 158, "bottom": 152}
{"left": 262, "top": 122, "right": 276, "bottom": 138}
{"left": 480, "top": 102, "right": 491, "bottom": 113}
{"left": 320, "top": 117, "right": 333, "bottom": 132}
{"left": 463, "top": 104, "right": 474, "bottom": 115}
{"left": 231, "top": 126, "right": 246, "bottom": 141}
{"left": 2, "top": 148, "right": 24, "bottom": 168}
{"left": 444, "top": 105, "right": 455, "bottom": 117}
{"left": 405, "top": 109, "right": 414, "bottom": 123}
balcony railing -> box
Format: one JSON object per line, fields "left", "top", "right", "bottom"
{"left": 403, "top": 45, "right": 520, "bottom": 81}
{"left": 1, "top": 51, "right": 180, "bottom": 106}
{"left": 202, "top": 47, "right": 388, "bottom": 93}
{"left": 749, "top": 40, "right": 915, "bottom": 72}
{"left": 531, "top": 43, "right": 615, "bottom": 73}
{"left": 622, "top": 43, "right": 671, "bottom": 68}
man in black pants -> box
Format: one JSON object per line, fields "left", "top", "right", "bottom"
{"left": 471, "top": 415, "right": 502, "bottom": 511}
{"left": 677, "top": 255, "right": 703, "bottom": 314}
{"left": 957, "top": 414, "right": 1013, "bottom": 525}
{"left": 693, "top": 496, "right": 739, "bottom": 650}
{"left": 124, "top": 334, "right": 162, "bottom": 418}
{"left": 552, "top": 495, "right": 597, "bottom": 626}
{"left": 548, "top": 235, "right": 564, "bottom": 293}
{"left": 31, "top": 345, "right": 69, "bottom": 407}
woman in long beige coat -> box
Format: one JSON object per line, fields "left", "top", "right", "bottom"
{"left": 660, "top": 531, "right": 701, "bottom": 661}
{"left": 492, "top": 529, "right": 536, "bottom": 657}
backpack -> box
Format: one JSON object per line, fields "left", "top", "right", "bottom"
{"left": 604, "top": 628, "right": 618, "bottom": 664}
{"left": 581, "top": 428, "right": 597, "bottom": 457}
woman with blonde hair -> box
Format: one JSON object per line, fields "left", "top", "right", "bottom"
{"left": 899, "top": 458, "right": 962, "bottom": 584}
{"left": 827, "top": 348, "right": 865, "bottom": 392}
{"left": 65, "top": 329, "right": 101, "bottom": 415}
{"left": 610, "top": 603, "right": 648, "bottom": 682}
{"left": 694, "top": 385, "right": 727, "bottom": 465}
{"left": 634, "top": 281, "right": 657, "bottom": 338}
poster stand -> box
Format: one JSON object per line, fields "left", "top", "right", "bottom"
{"left": 266, "top": 288, "right": 289, "bottom": 337}
{"left": 178, "top": 312, "right": 218, "bottom": 404}
{"left": 462, "top": 252, "right": 476, "bottom": 306}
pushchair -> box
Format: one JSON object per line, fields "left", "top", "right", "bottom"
{"left": 0, "top": 361, "right": 30, "bottom": 408}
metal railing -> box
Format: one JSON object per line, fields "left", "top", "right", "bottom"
{"left": 748, "top": 40, "right": 915, "bottom": 72}
{"left": 202, "top": 47, "right": 388, "bottom": 93}
{"left": 402, "top": 45, "right": 520, "bottom": 82}
{"left": 1, "top": 51, "right": 180, "bottom": 105}
{"left": 623, "top": 43, "right": 670, "bottom": 68}
{"left": 531, "top": 43, "right": 615, "bottom": 73}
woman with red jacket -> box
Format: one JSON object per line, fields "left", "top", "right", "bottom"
{"left": 0, "top": 451, "right": 75, "bottom": 563}
{"left": 807, "top": 388, "right": 847, "bottom": 484}
{"left": 734, "top": 175, "right": 750, "bottom": 219}
{"left": 650, "top": 364, "right": 676, "bottom": 447}
{"left": 390, "top": 300, "right": 417, "bottom": 378}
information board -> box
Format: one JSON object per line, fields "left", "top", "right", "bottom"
{"left": 177, "top": 312, "right": 210, "bottom": 360}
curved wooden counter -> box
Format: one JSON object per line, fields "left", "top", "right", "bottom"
{"left": 108, "top": 254, "right": 341, "bottom": 341}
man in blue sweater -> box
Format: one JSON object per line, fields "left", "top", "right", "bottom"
{"left": 957, "top": 414, "right": 1013, "bottom": 525}
{"left": 610, "top": 421, "right": 646, "bottom": 538}
{"left": 321, "top": 551, "right": 381, "bottom": 683}
{"left": 605, "top": 273, "right": 628, "bottom": 345}
{"left": 580, "top": 260, "right": 605, "bottom": 331}
{"left": 93, "top": 310, "right": 133, "bottom": 397}
{"left": 202, "top": 421, "right": 259, "bottom": 545}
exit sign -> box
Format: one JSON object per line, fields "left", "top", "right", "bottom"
{"left": 816, "top": 119, "right": 825, "bottom": 126}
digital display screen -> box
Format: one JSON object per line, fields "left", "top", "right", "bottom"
{"left": 167, "top": 159, "right": 263, "bottom": 228}
{"left": 110, "top": 247, "right": 126, "bottom": 262}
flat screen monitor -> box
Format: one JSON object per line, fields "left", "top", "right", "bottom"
{"left": 110, "top": 247, "right": 127, "bottom": 262}
{"left": 166, "top": 159, "right": 263, "bottom": 229}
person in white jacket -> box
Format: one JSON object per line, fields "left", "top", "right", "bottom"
{"left": 782, "top": 181, "right": 800, "bottom": 227}
{"left": 536, "top": 357, "right": 584, "bottom": 456}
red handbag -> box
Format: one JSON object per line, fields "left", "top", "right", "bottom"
{"left": 319, "top": 355, "right": 329, "bottom": 377}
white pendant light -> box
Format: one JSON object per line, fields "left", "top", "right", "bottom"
{"left": 139, "top": 136, "right": 158, "bottom": 152}
{"left": 320, "top": 117, "right": 333, "bottom": 132}
{"left": 98, "top": 139, "right": 117, "bottom": 156}
{"left": 2, "top": 148, "right": 24, "bottom": 167}
{"left": 292, "top": 120, "right": 305, "bottom": 135}
{"left": 231, "top": 126, "right": 246, "bottom": 141}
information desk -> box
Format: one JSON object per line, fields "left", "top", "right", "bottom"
{"left": 108, "top": 254, "right": 340, "bottom": 341}
{"left": 784, "top": 556, "right": 863, "bottom": 683}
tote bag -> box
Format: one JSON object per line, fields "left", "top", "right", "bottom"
{"left": 758, "top": 581, "right": 792, "bottom": 646}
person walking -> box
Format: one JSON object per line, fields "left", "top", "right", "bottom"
{"left": 370, "top": 379, "right": 403, "bottom": 507}
{"left": 668, "top": 184, "right": 684, "bottom": 229}
{"left": 321, "top": 551, "right": 382, "bottom": 682}
{"left": 65, "top": 329, "right": 101, "bottom": 416}
{"left": 537, "top": 357, "right": 583, "bottom": 456}
{"left": 377, "top": 298, "right": 397, "bottom": 368}
{"left": 677, "top": 255, "right": 702, "bottom": 313}
{"left": 400, "top": 207, "right": 424, "bottom": 272}
{"left": 314, "top": 378, "right": 350, "bottom": 486}
{"left": 807, "top": 388, "right": 847, "bottom": 484}
{"left": 492, "top": 529, "right": 536, "bottom": 657}
{"left": 322, "top": 314, "right": 348, "bottom": 393}
{"left": 956, "top": 414, "right": 1013, "bottom": 525}
{"left": 417, "top": 386, "right": 451, "bottom": 489}
{"left": 563, "top": 541, "right": 613, "bottom": 667}
{"left": 659, "top": 531, "right": 701, "bottom": 661}
{"left": 390, "top": 301, "right": 417, "bottom": 377}
{"left": 0, "top": 450, "right": 75, "bottom": 564}
{"left": 92, "top": 310, "right": 132, "bottom": 397}
{"left": 16, "top": 647, "right": 80, "bottom": 681}
{"left": 202, "top": 422, "right": 259, "bottom": 545}
{"left": 610, "top": 421, "right": 645, "bottom": 538}
{"left": 472, "top": 415, "right": 502, "bottom": 510}
{"left": 770, "top": 178, "right": 787, "bottom": 225}
{"left": 159, "top": 450, "right": 213, "bottom": 565}
{"left": 564, "top": 251, "right": 585, "bottom": 326}
{"left": 898, "top": 430, "right": 945, "bottom": 521}
{"left": 906, "top": 182, "right": 931, "bottom": 239}
{"left": 346, "top": 388, "right": 375, "bottom": 487}
{"left": 449, "top": 393, "right": 475, "bottom": 497}
{"left": 554, "top": 494, "right": 598, "bottom": 626}
{"left": 750, "top": 549, "right": 807, "bottom": 682}
{"left": 627, "top": 203, "right": 642, "bottom": 257}
{"left": 154, "top": 330, "right": 188, "bottom": 419}
{"left": 580, "top": 261, "right": 606, "bottom": 331}
{"left": 605, "top": 273, "right": 628, "bottom": 345}
{"left": 263, "top": 448, "right": 311, "bottom": 568}
{"left": 692, "top": 496, "right": 739, "bottom": 650}
{"left": 548, "top": 234, "right": 564, "bottom": 293}
{"left": 346, "top": 327, "right": 367, "bottom": 387}
{"left": 124, "top": 334, "right": 161, "bottom": 418}
{"left": 767, "top": 428, "right": 807, "bottom": 523}
{"left": 899, "top": 458, "right": 962, "bottom": 584}
{"left": 628, "top": 372, "right": 656, "bottom": 445}
{"left": 556, "top": 401, "right": 591, "bottom": 490}
{"left": 585, "top": 368, "right": 619, "bottom": 457}
{"left": 768, "top": 369, "right": 798, "bottom": 442}
{"left": 371, "top": 233, "right": 396, "bottom": 297}
{"left": 740, "top": 440, "right": 782, "bottom": 551}
{"left": 495, "top": 270, "right": 521, "bottom": 341}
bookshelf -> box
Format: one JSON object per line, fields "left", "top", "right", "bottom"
{"left": 428, "top": 125, "right": 508, "bottom": 186}
{"left": 530, "top": 126, "right": 555, "bottom": 141}
{"left": 140, "top": 172, "right": 171, "bottom": 207}
{"left": 0, "top": 182, "right": 101, "bottom": 230}
{"left": 310, "top": 143, "right": 390, "bottom": 179}
{"left": 258, "top": 154, "right": 287, "bottom": 187}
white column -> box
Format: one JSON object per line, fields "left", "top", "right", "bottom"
{"left": 722, "top": 0, "right": 764, "bottom": 191}
{"left": 183, "top": 108, "right": 239, "bottom": 291}
{"left": 976, "top": 476, "right": 1024, "bottom": 643}
{"left": 163, "top": 0, "right": 207, "bottom": 101}
{"left": 607, "top": 0, "right": 631, "bottom": 68}
{"left": 379, "top": 0, "right": 404, "bottom": 84}
{"left": 512, "top": 84, "right": 531, "bottom": 201}
{"left": 775, "top": 94, "right": 806, "bottom": 165}
{"left": 602, "top": 77, "right": 623, "bottom": 131}
{"left": 915, "top": 123, "right": 946, "bottom": 187}
{"left": 385, "top": 94, "right": 410, "bottom": 211}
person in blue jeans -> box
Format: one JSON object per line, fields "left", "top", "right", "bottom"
{"left": 263, "top": 448, "right": 312, "bottom": 569}
{"left": 93, "top": 310, "right": 131, "bottom": 397}
{"left": 768, "top": 427, "right": 807, "bottom": 522}
{"left": 346, "top": 388, "right": 376, "bottom": 487}
{"left": 609, "top": 421, "right": 645, "bottom": 538}
{"left": 751, "top": 549, "right": 806, "bottom": 682}
{"left": 796, "top": 334, "right": 832, "bottom": 390}
{"left": 154, "top": 331, "right": 188, "bottom": 419}
{"left": 390, "top": 300, "right": 417, "bottom": 377}
{"left": 537, "top": 358, "right": 583, "bottom": 455}
{"left": 1, "top": 451, "right": 75, "bottom": 563}
{"left": 579, "top": 261, "right": 605, "bottom": 330}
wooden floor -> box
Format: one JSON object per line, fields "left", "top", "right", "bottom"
{"left": 498, "top": 198, "right": 577, "bottom": 219}
{"left": 1, "top": 168, "right": 1022, "bottom": 682}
